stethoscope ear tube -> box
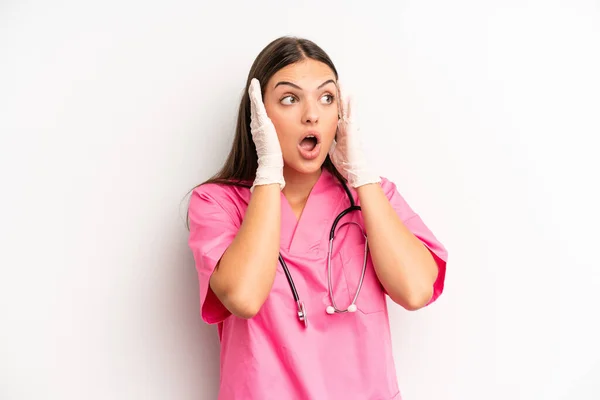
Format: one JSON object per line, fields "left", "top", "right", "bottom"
{"left": 326, "top": 220, "right": 368, "bottom": 314}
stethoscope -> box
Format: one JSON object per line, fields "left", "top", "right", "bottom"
{"left": 278, "top": 178, "right": 368, "bottom": 328}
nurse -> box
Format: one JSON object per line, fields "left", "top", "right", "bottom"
{"left": 187, "top": 36, "right": 447, "bottom": 400}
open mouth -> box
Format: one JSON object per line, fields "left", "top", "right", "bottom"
{"left": 299, "top": 134, "right": 319, "bottom": 151}
{"left": 297, "top": 132, "right": 321, "bottom": 160}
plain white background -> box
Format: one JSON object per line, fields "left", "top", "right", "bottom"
{"left": 1, "top": 1, "right": 599, "bottom": 399}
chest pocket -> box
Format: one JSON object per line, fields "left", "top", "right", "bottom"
{"left": 339, "top": 243, "right": 386, "bottom": 314}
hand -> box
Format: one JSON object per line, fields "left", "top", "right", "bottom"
{"left": 329, "top": 82, "right": 381, "bottom": 188}
{"left": 248, "top": 78, "right": 285, "bottom": 191}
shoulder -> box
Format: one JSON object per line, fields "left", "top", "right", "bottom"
{"left": 378, "top": 176, "right": 398, "bottom": 191}
{"left": 361, "top": 176, "right": 401, "bottom": 200}
{"left": 376, "top": 176, "right": 418, "bottom": 221}
{"left": 342, "top": 175, "right": 400, "bottom": 203}
{"left": 189, "top": 181, "right": 251, "bottom": 218}
{"left": 191, "top": 181, "right": 249, "bottom": 199}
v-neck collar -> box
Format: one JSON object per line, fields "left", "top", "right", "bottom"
{"left": 279, "top": 169, "right": 343, "bottom": 255}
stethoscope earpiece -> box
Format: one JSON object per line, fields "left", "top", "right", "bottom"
{"left": 326, "top": 304, "right": 357, "bottom": 314}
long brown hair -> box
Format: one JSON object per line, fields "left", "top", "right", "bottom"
{"left": 186, "top": 36, "right": 346, "bottom": 225}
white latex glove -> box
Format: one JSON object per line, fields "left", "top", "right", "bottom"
{"left": 248, "top": 78, "right": 285, "bottom": 191}
{"left": 329, "top": 82, "right": 381, "bottom": 188}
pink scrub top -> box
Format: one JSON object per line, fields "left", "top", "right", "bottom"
{"left": 188, "top": 169, "right": 447, "bottom": 400}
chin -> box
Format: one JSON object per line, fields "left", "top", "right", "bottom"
{"left": 284, "top": 154, "right": 328, "bottom": 176}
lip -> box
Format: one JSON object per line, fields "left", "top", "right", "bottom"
{"left": 299, "top": 130, "right": 322, "bottom": 145}
{"left": 297, "top": 142, "right": 321, "bottom": 160}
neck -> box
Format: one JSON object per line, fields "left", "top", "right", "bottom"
{"left": 282, "top": 166, "right": 322, "bottom": 206}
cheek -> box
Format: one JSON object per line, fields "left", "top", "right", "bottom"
{"left": 265, "top": 107, "right": 298, "bottom": 143}
{"left": 270, "top": 114, "right": 291, "bottom": 137}
{"left": 264, "top": 105, "right": 285, "bottom": 130}
{"left": 321, "top": 108, "right": 339, "bottom": 141}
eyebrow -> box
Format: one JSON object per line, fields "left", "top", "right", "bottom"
{"left": 273, "top": 79, "right": 336, "bottom": 91}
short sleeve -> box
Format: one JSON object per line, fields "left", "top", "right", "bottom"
{"left": 380, "top": 177, "right": 448, "bottom": 305}
{"left": 188, "top": 185, "right": 241, "bottom": 324}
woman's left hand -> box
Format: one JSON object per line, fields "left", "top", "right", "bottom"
{"left": 329, "top": 82, "right": 381, "bottom": 188}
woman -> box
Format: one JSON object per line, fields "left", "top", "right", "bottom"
{"left": 188, "top": 36, "right": 447, "bottom": 400}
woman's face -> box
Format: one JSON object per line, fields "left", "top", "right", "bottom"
{"left": 263, "top": 59, "right": 338, "bottom": 177}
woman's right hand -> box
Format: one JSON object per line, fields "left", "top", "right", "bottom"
{"left": 205, "top": 79, "right": 283, "bottom": 319}
{"left": 248, "top": 78, "right": 285, "bottom": 191}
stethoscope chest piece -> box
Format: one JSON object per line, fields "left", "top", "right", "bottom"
{"left": 297, "top": 300, "right": 308, "bottom": 327}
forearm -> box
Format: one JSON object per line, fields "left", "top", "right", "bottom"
{"left": 357, "top": 183, "right": 438, "bottom": 310}
{"left": 210, "top": 184, "right": 281, "bottom": 318}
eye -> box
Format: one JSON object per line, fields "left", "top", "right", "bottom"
{"left": 280, "top": 95, "right": 298, "bottom": 105}
{"left": 320, "top": 93, "right": 335, "bottom": 105}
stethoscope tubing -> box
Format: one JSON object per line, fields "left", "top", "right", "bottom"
{"left": 277, "top": 179, "right": 367, "bottom": 327}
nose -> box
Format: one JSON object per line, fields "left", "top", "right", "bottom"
{"left": 302, "top": 102, "right": 319, "bottom": 124}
